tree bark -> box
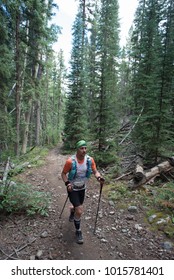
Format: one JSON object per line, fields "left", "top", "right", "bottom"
{"left": 134, "top": 164, "right": 145, "bottom": 182}
{"left": 21, "top": 98, "right": 32, "bottom": 154}
{"left": 35, "top": 99, "right": 41, "bottom": 146}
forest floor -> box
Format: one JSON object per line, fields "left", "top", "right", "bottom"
{"left": 0, "top": 146, "right": 174, "bottom": 260}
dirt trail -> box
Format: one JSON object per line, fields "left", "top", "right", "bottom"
{"left": 0, "top": 146, "right": 173, "bottom": 260}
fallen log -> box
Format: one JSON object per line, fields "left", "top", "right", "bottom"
{"left": 134, "top": 164, "right": 145, "bottom": 182}
{"left": 132, "top": 155, "right": 145, "bottom": 182}
{"left": 160, "top": 155, "right": 174, "bottom": 166}
{"left": 145, "top": 161, "right": 171, "bottom": 179}
{"left": 129, "top": 158, "right": 174, "bottom": 189}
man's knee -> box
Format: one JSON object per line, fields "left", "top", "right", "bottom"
{"left": 75, "top": 205, "right": 83, "bottom": 217}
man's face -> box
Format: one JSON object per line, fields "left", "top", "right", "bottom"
{"left": 77, "top": 146, "right": 87, "bottom": 157}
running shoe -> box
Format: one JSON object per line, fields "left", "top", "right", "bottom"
{"left": 75, "top": 230, "right": 83, "bottom": 244}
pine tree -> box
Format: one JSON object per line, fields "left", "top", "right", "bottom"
{"left": 64, "top": 0, "right": 89, "bottom": 149}
{"left": 0, "top": 2, "right": 14, "bottom": 152}
{"left": 42, "top": 50, "right": 66, "bottom": 145}
{"left": 87, "top": 1, "right": 101, "bottom": 138}
{"left": 129, "top": 0, "right": 174, "bottom": 163}
{"left": 95, "top": 0, "right": 120, "bottom": 163}
{"left": 130, "top": 0, "right": 165, "bottom": 162}
{"left": 0, "top": 0, "right": 60, "bottom": 155}
{"left": 158, "top": 0, "right": 174, "bottom": 154}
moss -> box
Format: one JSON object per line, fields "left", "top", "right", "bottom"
{"left": 163, "top": 225, "right": 174, "bottom": 238}
{"left": 103, "top": 182, "right": 130, "bottom": 201}
{"left": 145, "top": 210, "right": 174, "bottom": 238}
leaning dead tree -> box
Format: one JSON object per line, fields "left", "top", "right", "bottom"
{"left": 0, "top": 155, "right": 40, "bottom": 196}
{"left": 2, "top": 157, "right": 11, "bottom": 184}
{"left": 0, "top": 157, "right": 11, "bottom": 196}
{"left": 119, "top": 107, "right": 144, "bottom": 145}
{"left": 129, "top": 157, "right": 174, "bottom": 189}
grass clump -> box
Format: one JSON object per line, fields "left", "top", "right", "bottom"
{"left": 154, "top": 182, "right": 174, "bottom": 210}
{"left": 104, "top": 182, "right": 132, "bottom": 202}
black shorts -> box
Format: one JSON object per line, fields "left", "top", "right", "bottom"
{"left": 68, "top": 189, "right": 85, "bottom": 207}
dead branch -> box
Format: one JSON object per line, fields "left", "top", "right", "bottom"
{"left": 115, "top": 171, "right": 132, "bottom": 181}
{"left": 117, "top": 121, "right": 130, "bottom": 133}
{"left": 5, "top": 238, "right": 36, "bottom": 260}
{"left": 12, "top": 246, "right": 20, "bottom": 258}
{"left": 119, "top": 107, "right": 144, "bottom": 145}
{"left": 168, "top": 171, "right": 174, "bottom": 179}
{"left": 0, "top": 248, "right": 18, "bottom": 260}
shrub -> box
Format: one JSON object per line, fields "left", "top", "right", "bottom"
{"left": 0, "top": 181, "right": 51, "bottom": 216}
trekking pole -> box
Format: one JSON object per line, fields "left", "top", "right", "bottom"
{"left": 59, "top": 195, "right": 69, "bottom": 219}
{"left": 93, "top": 181, "right": 104, "bottom": 234}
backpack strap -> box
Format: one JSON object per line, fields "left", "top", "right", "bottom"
{"left": 68, "top": 155, "right": 77, "bottom": 180}
{"left": 86, "top": 155, "right": 92, "bottom": 178}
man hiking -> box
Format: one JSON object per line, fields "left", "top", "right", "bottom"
{"left": 61, "top": 140, "right": 104, "bottom": 244}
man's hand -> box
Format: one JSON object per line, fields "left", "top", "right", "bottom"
{"left": 97, "top": 176, "right": 105, "bottom": 183}
{"left": 65, "top": 181, "right": 73, "bottom": 192}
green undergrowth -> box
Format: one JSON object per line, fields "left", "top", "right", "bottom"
{"left": 0, "top": 146, "right": 51, "bottom": 216}
{"left": 0, "top": 182, "right": 51, "bottom": 216}
{"left": 5, "top": 147, "right": 49, "bottom": 177}
{"left": 103, "top": 180, "right": 174, "bottom": 238}
{"left": 11, "top": 146, "right": 49, "bottom": 172}
{"left": 103, "top": 181, "right": 133, "bottom": 202}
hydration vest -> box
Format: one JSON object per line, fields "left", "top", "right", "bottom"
{"left": 68, "top": 155, "right": 92, "bottom": 181}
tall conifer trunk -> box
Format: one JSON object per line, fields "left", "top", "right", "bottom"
{"left": 15, "top": 11, "right": 21, "bottom": 156}
{"left": 21, "top": 98, "right": 32, "bottom": 154}
{"left": 21, "top": 20, "right": 31, "bottom": 154}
